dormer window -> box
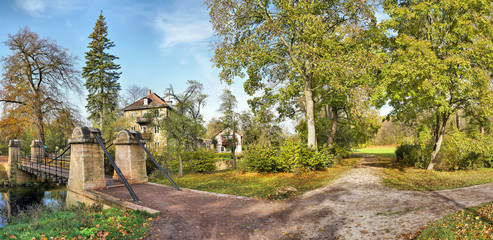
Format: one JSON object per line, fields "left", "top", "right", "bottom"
{"left": 143, "top": 98, "right": 149, "bottom": 105}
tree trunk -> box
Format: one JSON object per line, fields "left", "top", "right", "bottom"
{"left": 427, "top": 114, "right": 449, "bottom": 170}
{"left": 304, "top": 78, "right": 317, "bottom": 148}
{"left": 232, "top": 148, "right": 236, "bottom": 170}
{"left": 178, "top": 151, "right": 183, "bottom": 177}
{"left": 455, "top": 112, "right": 460, "bottom": 130}
{"left": 34, "top": 99, "right": 45, "bottom": 143}
{"left": 327, "top": 107, "right": 338, "bottom": 149}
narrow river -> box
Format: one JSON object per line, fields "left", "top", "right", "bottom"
{"left": 0, "top": 186, "right": 66, "bottom": 227}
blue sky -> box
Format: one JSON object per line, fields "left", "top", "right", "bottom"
{"left": 0, "top": 0, "right": 251, "bottom": 124}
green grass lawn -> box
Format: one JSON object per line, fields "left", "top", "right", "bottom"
{"left": 381, "top": 167, "right": 493, "bottom": 191}
{"left": 153, "top": 157, "right": 360, "bottom": 199}
{"left": 0, "top": 204, "right": 153, "bottom": 239}
{"left": 354, "top": 145, "right": 397, "bottom": 157}
{"left": 417, "top": 200, "right": 493, "bottom": 239}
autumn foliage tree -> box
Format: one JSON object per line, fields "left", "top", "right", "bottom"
{"left": 0, "top": 26, "right": 81, "bottom": 143}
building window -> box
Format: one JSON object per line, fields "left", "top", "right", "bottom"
{"left": 131, "top": 126, "right": 136, "bottom": 131}
{"left": 154, "top": 127, "right": 159, "bottom": 133}
{"left": 154, "top": 142, "right": 160, "bottom": 147}
{"left": 143, "top": 98, "right": 148, "bottom": 105}
{"left": 155, "top": 110, "right": 160, "bottom": 117}
{"left": 131, "top": 112, "right": 135, "bottom": 119}
{"left": 221, "top": 146, "right": 225, "bottom": 152}
{"left": 142, "top": 126, "right": 147, "bottom": 133}
{"left": 142, "top": 110, "right": 147, "bottom": 116}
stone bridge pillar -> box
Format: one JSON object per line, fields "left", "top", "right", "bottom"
{"left": 113, "top": 130, "right": 148, "bottom": 184}
{"left": 7, "top": 140, "right": 30, "bottom": 185}
{"left": 67, "top": 127, "right": 106, "bottom": 191}
{"left": 30, "top": 140, "right": 44, "bottom": 163}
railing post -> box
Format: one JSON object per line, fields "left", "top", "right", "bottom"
{"left": 113, "top": 130, "right": 148, "bottom": 184}
{"left": 67, "top": 127, "right": 106, "bottom": 191}
{"left": 30, "top": 140, "right": 44, "bottom": 180}
{"left": 7, "top": 140, "right": 30, "bottom": 185}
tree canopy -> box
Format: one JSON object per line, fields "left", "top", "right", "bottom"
{"left": 160, "top": 80, "right": 207, "bottom": 176}
{"left": 382, "top": 0, "right": 493, "bottom": 170}
{"left": 206, "top": 0, "right": 378, "bottom": 148}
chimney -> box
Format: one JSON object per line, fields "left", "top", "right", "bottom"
{"left": 148, "top": 90, "right": 151, "bottom": 95}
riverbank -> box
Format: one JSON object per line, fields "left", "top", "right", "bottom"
{"left": 1, "top": 203, "right": 153, "bottom": 239}
{"left": 0, "top": 163, "right": 7, "bottom": 181}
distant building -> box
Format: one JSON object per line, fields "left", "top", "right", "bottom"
{"left": 213, "top": 129, "right": 242, "bottom": 154}
{"left": 122, "top": 90, "right": 171, "bottom": 148}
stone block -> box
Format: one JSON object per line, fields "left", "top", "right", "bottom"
{"left": 67, "top": 127, "right": 106, "bottom": 191}
{"left": 113, "top": 130, "right": 148, "bottom": 184}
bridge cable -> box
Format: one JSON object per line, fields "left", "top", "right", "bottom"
{"left": 130, "top": 132, "right": 181, "bottom": 191}
{"left": 89, "top": 128, "right": 140, "bottom": 202}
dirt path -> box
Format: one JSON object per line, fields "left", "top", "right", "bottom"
{"left": 100, "top": 156, "right": 493, "bottom": 239}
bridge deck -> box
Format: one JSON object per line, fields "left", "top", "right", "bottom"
{"left": 18, "top": 162, "right": 69, "bottom": 182}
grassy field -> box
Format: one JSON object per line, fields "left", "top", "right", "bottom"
{"left": 417, "top": 200, "right": 493, "bottom": 239}
{"left": 0, "top": 204, "right": 153, "bottom": 239}
{"left": 153, "top": 157, "right": 360, "bottom": 199}
{"left": 381, "top": 166, "right": 493, "bottom": 191}
{"left": 354, "top": 145, "right": 397, "bottom": 157}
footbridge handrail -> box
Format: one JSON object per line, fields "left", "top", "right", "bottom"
{"left": 130, "top": 131, "right": 181, "bottom": 191}
{"left": 88, "top": 128, "right": 140, "bottom": 202}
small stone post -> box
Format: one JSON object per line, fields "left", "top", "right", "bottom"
{"left": 113, "top": 130, "right": 148, "bottom": 184}
{"left": 30, "top": 140, "right": 44, "bottom": 164}
{"left": 7, "top": 140, "right": 30, "bottom": 185}
{"left": 67, "top": 127, "right": 106, "bottom": 191}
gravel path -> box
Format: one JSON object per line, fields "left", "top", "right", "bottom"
{"left": 101, "top": 155, "right": 493, "bottom": 239}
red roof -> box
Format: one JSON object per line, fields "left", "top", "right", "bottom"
{"left": 122, "top": 90, "right": 170, "bottom": 111}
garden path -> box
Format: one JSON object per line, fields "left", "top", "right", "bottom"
{"left": 101, "top": 155, "right": 493, "bottom": 239}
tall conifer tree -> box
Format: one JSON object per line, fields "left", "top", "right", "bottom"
{"left": 83, "top": 11, "right": 121, "bottom": 134}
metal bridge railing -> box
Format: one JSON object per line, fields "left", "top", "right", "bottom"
{"left": 15, "top": 141, "right": 70, "bottom": 183}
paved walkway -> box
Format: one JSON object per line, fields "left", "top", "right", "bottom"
{"left": 100, "top": 156, "right": 493, "bottom": 239}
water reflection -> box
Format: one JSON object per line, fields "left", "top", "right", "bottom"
{"left": 0, "top": 186, "right": 66, "bottom": 227}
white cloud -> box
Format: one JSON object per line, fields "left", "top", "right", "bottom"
{"left": 16, "top": 0, "right": 45, "bottom": 16}
{"left": 15, "top": 0, "right": 80, "bottom": 18}
{"left": 154, "top": 12, "right": 213, "bottom": 50}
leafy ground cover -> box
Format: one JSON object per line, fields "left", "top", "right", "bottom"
{"left": 0, "top": 203, "right": 153, "bottom": 239}
{"left": 153, "top": 157, "right": 360, "bottom": 199}
{"left": 417, "top": 201, "right": 493, "bottom": 239}
{"left": 354, "top": 145, "right": 397, "bottom": 157}
{"left": 381, "top": 167, "right": 493, "bottom": 191}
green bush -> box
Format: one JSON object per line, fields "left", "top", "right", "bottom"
{"left": 395, "top": 143, "right": 429, "bottom": 168}
{"left": 214, "top": 152, "right": 232, "bottom": 159}
{"left": 244, "top": 145, "right": 279, "bottom": 172}
{"left": 244, "top": 139, "right": 334, "bottom": 173}
{"left": 190, "top": 149, "right": 216, "bottom": 173}
{"left": 438, "top": 130, "right": 493, "bottom": 170}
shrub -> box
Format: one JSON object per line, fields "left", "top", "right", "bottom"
{"left": 244, "top": 139, "right": 334, "bottom": 173}
{"left": 215, "top": 152, "right": 232, "bottom": 159}
{"left": 190, "top": 149, "right": 216, "bottom": 173}
{"left": 395, "top": 143, "right": 429, "bottom": 168}
{"left": 244, "top": 144, "right": 279, "bottom": 173}
{"left": 439, "top": 130, "right": 493, "bottom": 170}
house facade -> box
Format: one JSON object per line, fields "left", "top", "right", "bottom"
{"left": 122, "top": 90, "right": 171, "bottom": 149}
{"left": 213, "top": 129, "right": 242, "bottom": 154}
